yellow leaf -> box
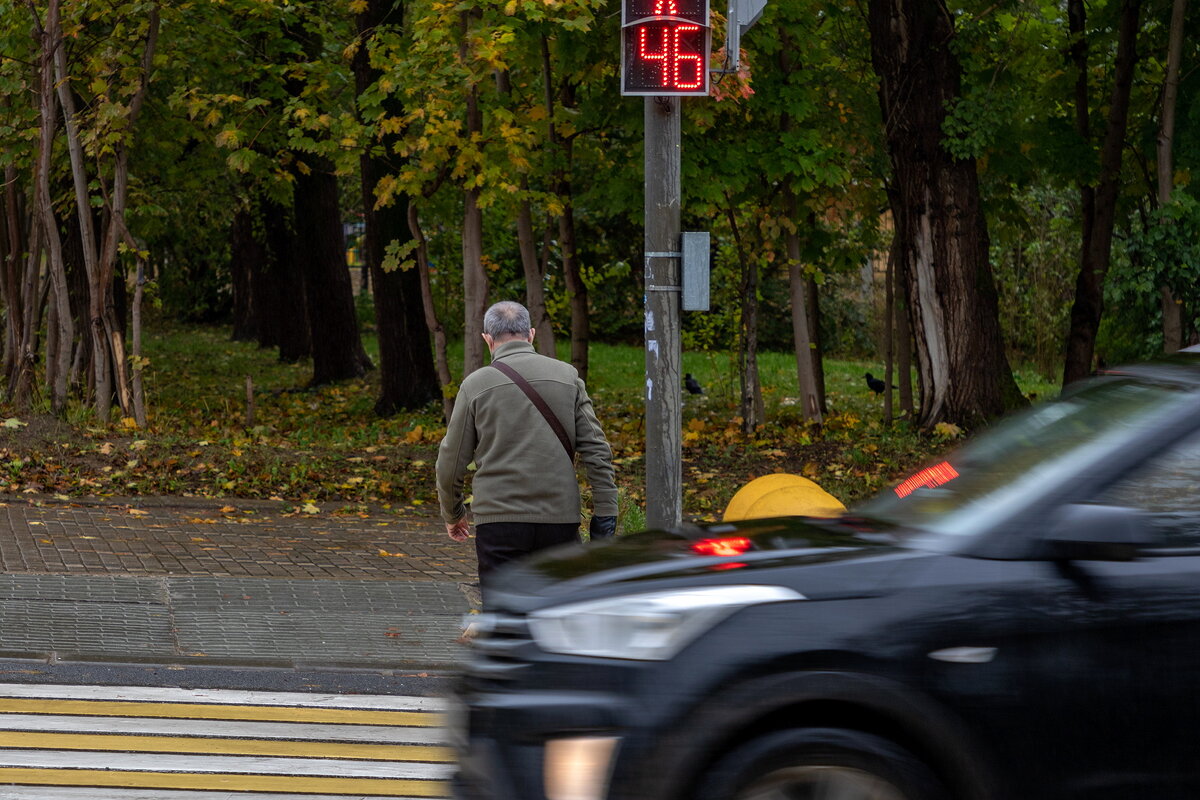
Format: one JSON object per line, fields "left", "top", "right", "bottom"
{"left": 405, "top": 425, "right": 424, "bottom": 443}
{"left": 301, "top": 502, "right": 320, "bottom": 514}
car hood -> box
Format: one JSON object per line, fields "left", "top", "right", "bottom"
{"left": 486, "top": 516, "right": 931, "bottom": 614}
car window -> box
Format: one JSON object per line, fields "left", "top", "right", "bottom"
{"left": 855, "top": 378, "right": 1193, "bottom": 536}
{"left": 1094, "top": 429, "right": 1200, "bottom": 547}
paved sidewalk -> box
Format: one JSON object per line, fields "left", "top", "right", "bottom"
{"left": 0, "top": 496, "right": 479, "bottom": 670}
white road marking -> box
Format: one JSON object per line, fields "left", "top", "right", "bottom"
{"left": 0, "top": 750, "right": 455, "bottom": 778}
{"left": 0, "top": 789, "right": 432, "bottom": 800}
{"left": 0, "top": 683, "right": 454, "bottom": 797}
{"left": 0, "top": 714, "right": 448, "bottom": 744}
{"left": 0, "top": 683, "right": 446, "bottom": 712}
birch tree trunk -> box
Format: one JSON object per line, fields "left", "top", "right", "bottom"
{"left": 868, "top": 0, "right": 1023, "bottom": 427}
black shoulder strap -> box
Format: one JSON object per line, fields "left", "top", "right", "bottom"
{"left": 490, "top": 361, "right": 574, "bottom": 462}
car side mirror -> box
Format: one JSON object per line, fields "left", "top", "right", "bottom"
{"left": 1045, "top": 503, "right": 1158, "bottom": 562}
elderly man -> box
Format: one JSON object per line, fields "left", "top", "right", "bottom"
{"left": 436, "top": 301, "right": 618, "bottom": 589}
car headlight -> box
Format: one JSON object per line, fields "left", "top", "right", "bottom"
{"left": 527, "top": 585, "right": 804, "bottom": 661}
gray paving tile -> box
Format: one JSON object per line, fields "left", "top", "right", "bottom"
{"left": 173, "top": 610, "right": 464, "bottom": 666}
{"left": 0, "top": 599, "right": 175, "bottom": 657}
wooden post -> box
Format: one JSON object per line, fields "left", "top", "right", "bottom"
{"left": 644, "top": 96, "right": 682, "bottom": 529}
{"left": 245, "top": 376, "right": 255, "bottom": 428}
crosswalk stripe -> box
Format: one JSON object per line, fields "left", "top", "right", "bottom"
{"left": 0, "top": 713, "right": 449, "bottom": 743}
{"left": 0, "top": 770, "right": 447, "bottom": 797}
{"left": 0, "top": 789, "right": 434, "bottom": 800}
{"left": 0, "top": 684, "right": 453, "bottom": 797}
{"left": 0, "top": 731, "right": 454, "bottom": 761}
{"left": 0, "top": 750, "right": 454, "bottom": 777}
{"left": 0, "top": 684, "right": 447, "bottom": 712}
{"left": 0, "top": 698, "right": 440, "bottom": 726}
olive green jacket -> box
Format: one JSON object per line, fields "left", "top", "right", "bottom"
{"left": 436, "top": 340, "right": 618, "bottom": 526}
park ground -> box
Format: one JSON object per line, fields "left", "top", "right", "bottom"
{"left": 0, "top": 320, "right": 1060, "bottom": 530}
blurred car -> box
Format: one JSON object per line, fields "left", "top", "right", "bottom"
{"left": 453, "top": 355, "right": 1200, "bottom": 800}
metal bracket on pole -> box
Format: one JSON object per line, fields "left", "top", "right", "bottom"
{"left": 723, "top": 0, "right": 768, "bottom": 71}
{"left": 646, "top": 253, "right": 684, "bottom": 293}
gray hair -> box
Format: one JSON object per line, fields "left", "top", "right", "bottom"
{"left": 483, "top": 301, "right": 531, "bottom": 339}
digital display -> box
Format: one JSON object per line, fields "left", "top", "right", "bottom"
{"left": 621, "top": 0, "right": 711, "bottom": 96}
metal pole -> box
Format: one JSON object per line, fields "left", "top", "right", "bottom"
{"left": 644, "top": 96, "right": 682, "bottom": 530}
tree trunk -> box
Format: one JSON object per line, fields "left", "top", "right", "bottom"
{"left": 883, "top": 232, "right": 895, "bottom": 426}
{"left": 410, "top": 204, "right": 455, "bottom": 422}
{"left": 785, "top": 194, "right": 821, "bottom": 423}
{"left": 2, "top": 166, "right": 24, "bottom": 383}
{"left": 727, "top": 207, "right": 763, "bottom": 432}
{"left": 516, "top": 197, "right": 557, "bottom": 357}
{"left": 805, "top": 274, "right": 826, "bottom": 413}
{"left": 355, "top": 0, "right": 442, "bottom": 414}
{"left": 778, "top": 34, "right": 824, "bottom": 419}
{"left": 30, "top": 3, "right": 72, "bottom": 413}
{"left": 868, "top": 0, "right": 1024, "bottom": 428}
{"left": 1158, "top": 0, "right": 1187, "bottom": 353}
{"left": 541, "top": 42, "right": 587, "bottom": 377}
{"left": 261, "top": 197, "right": 310, "bottom": 361}
{"left": 460, "top": 12, "right": 488, "bottom": 377}
{"left": 130, "top": 257, "right": 147, "bottom": 427}
{"left": 558, "top": 188, "right": 589, "bottom": 379}
{"left": 1062, "top": 0, "right": 1142, "bottom": 385}
{"left": 229, "top": 206, "right": 259, "bottom": 342}
{"left": 462, "top": 186, "right": 488, "bottom": 376}
{"left": 497, "top": 63, "right": 556, "bottom": 358}
{"left": 896, "top": 262, "right": 914, "bottom": 416}
{"left": 52, "top": 3, "right": 109, "bottom": 418}
{"left": 293, "top": 159, "right": 373, "bottom": 385}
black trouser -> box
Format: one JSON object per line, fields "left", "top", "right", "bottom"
{"left": 475, "top": 521, "right": 580, "bottom": 586}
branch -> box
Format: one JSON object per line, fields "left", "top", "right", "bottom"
{"left": 125, "top": 4, "right": 161, "bottom": 130}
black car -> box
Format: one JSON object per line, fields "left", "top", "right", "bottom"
{"left": 453, "top": 356, "right": 1200, "bottom": 800}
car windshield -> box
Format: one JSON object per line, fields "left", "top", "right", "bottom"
{"left": 855, "top": 378, "right": 1193, "bottom": 536}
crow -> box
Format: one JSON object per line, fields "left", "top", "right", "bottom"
{"left": 864, "top": 372, "right": 895, "bottom": 394}
{"left": 684, "top": 373, "right": 705, "bottom": 395}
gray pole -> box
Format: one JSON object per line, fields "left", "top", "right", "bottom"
{"left": 644, "top": 96, "right": 682, "bottom": 529}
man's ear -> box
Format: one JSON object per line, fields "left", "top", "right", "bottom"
{"left": 481, "top": 333, "right": 493, "bottom": 351}
{"left": 528, "top": 328, "right": 536, "bottom": 343}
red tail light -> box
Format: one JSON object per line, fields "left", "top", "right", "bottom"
{"left": 691, "top": 536, "right": 753, "bottom": 557}
{"left": 894, "top": 461, "right": 960, "bottom": 499}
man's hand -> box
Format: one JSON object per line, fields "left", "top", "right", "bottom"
{"left": 589, "top": 515, "right": 617, "bottom": 540}
{"left": 447, "top": 518, "right": 471, "bottom": 542}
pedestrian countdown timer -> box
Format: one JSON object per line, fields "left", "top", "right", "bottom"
{"left": 621, "top": 0, "right": 711, "bottom": 96}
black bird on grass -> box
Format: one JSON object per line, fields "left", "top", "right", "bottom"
{"left": 864, "top": 372, "right": 895, "bottom": 394}
{"left": 684, "top": 373, "right": 705, "bottom": 395}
